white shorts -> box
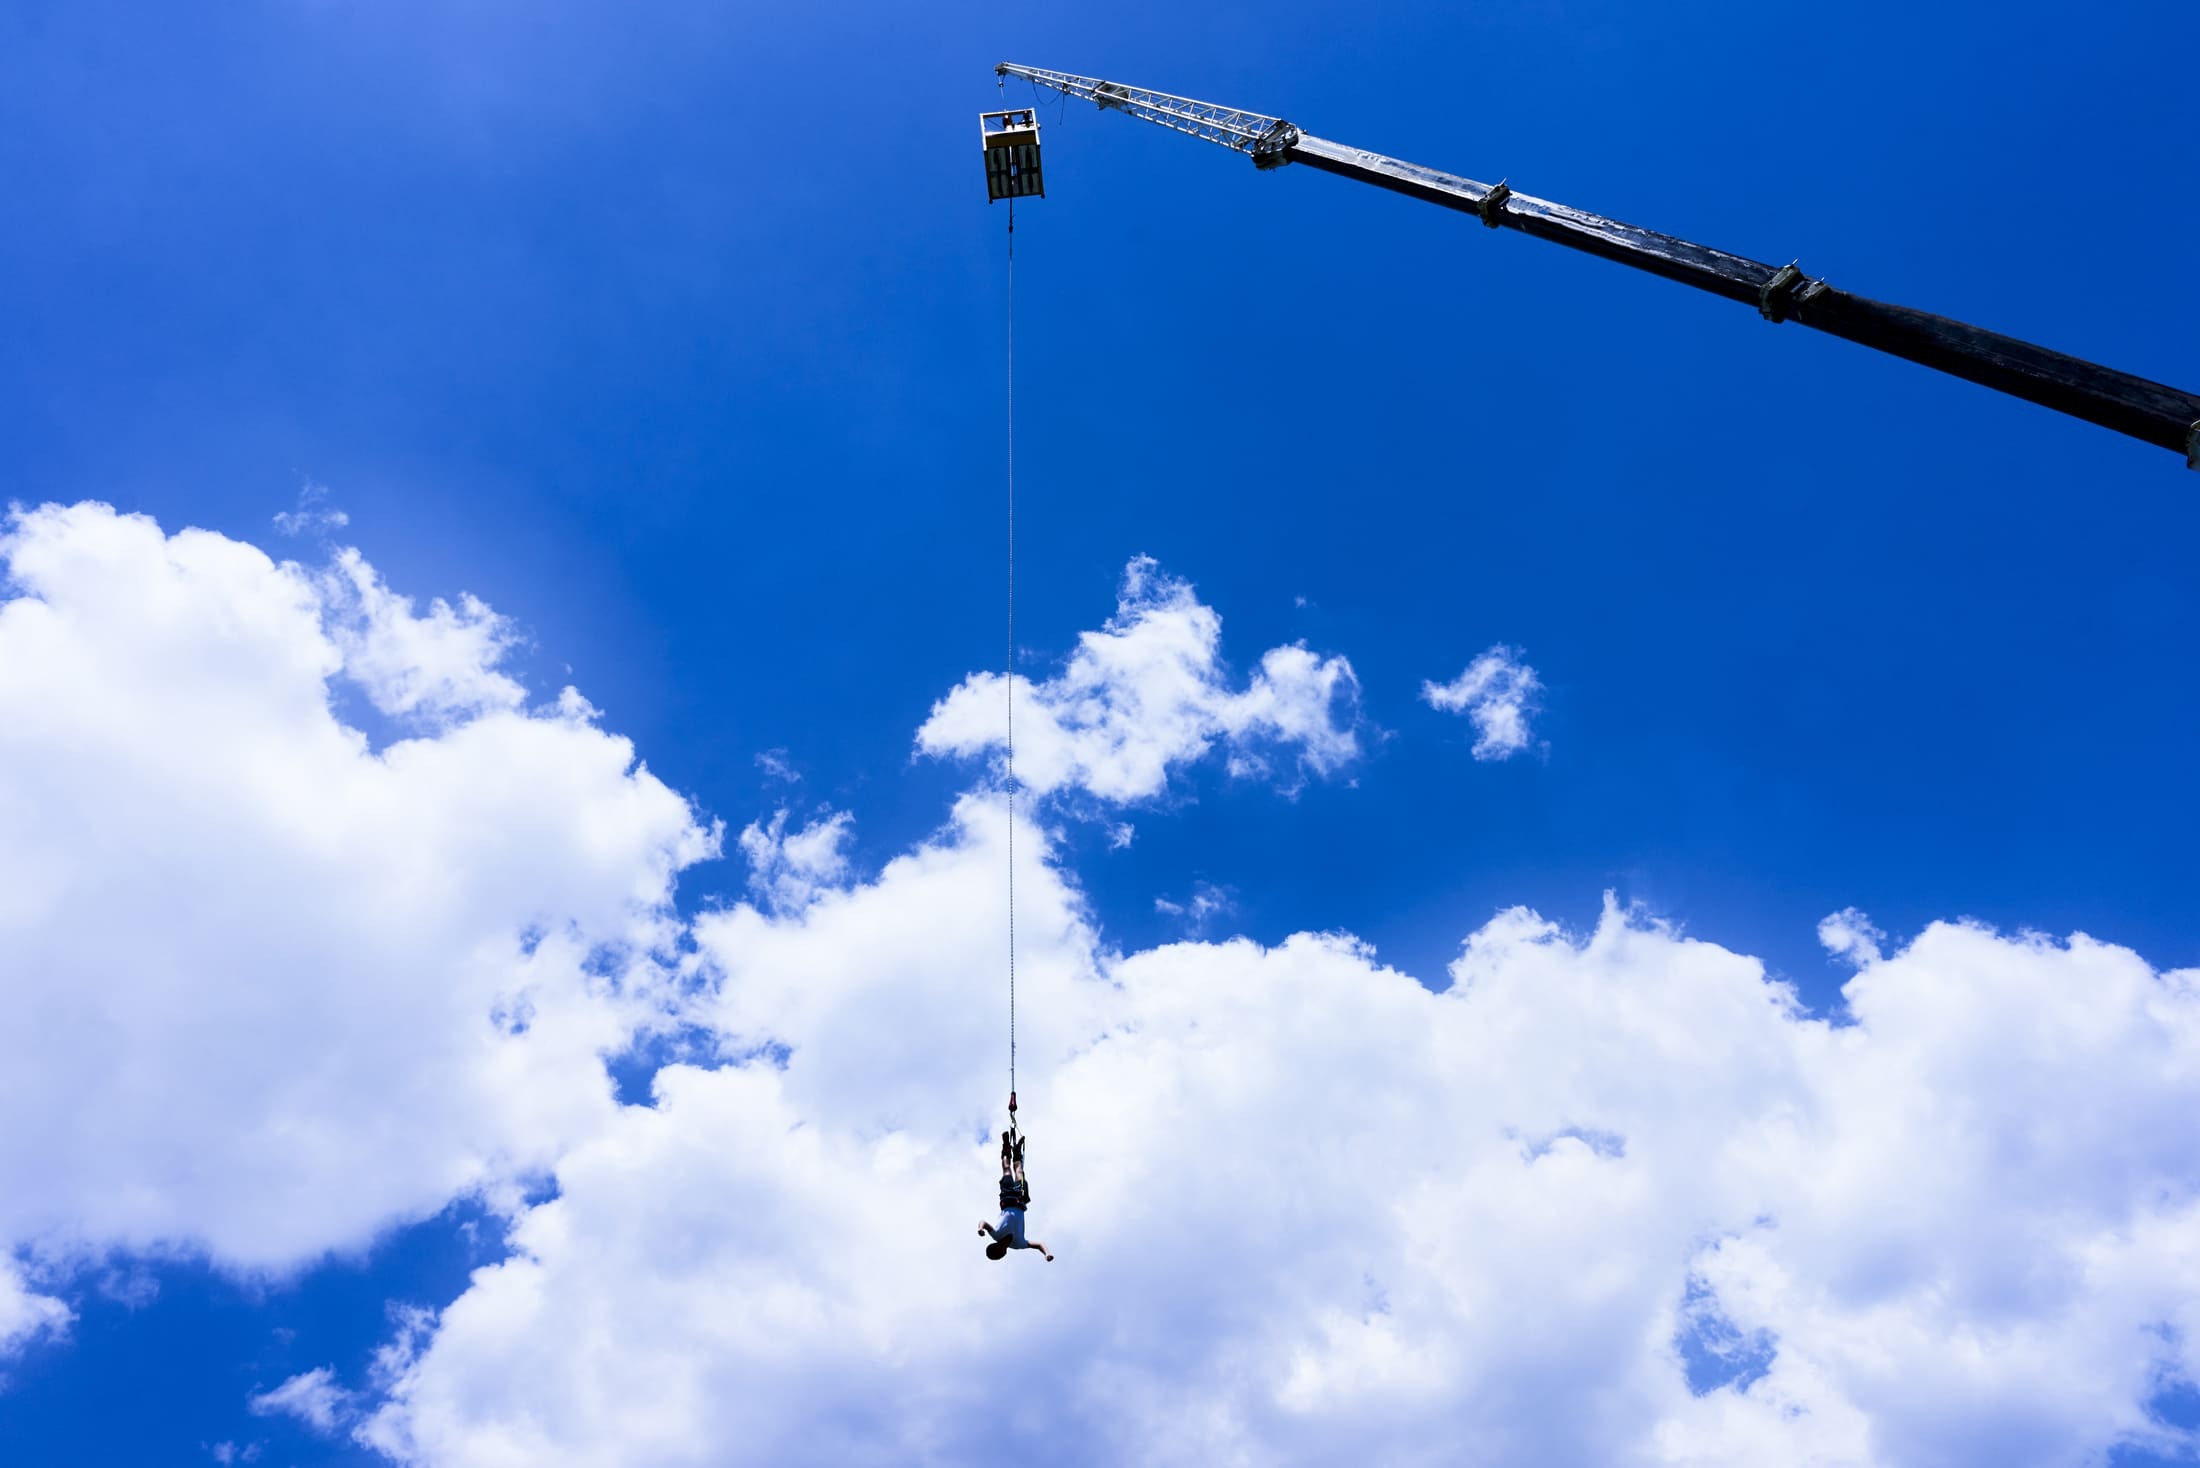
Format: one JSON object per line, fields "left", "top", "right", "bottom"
{"left": 994, "top": 1209, "right": 1029, "bottom": 1248}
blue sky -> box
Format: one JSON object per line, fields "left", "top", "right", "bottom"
{"left": 3, "top": 2, "right": 2198, "bottom": 1463}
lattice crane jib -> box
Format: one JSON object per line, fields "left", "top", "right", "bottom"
{"left": 992, "top": 61, "right": 2200, "bottom": 468}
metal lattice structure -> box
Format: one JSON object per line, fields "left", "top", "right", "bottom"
{"left": 993, "top": 61, "right": 2200, "bottom": 469}
{"left": 996, "top": 65, "right": 1295, "bottom": 160}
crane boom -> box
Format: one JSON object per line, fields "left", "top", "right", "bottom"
{"left": 996, "top": 62, "right": 2200, "bottom": 470}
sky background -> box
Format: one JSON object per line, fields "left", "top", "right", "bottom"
{"left": 3, "top": 1, "right": 2198, "bottom": 1463}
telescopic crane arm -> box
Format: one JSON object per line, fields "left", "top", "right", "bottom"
{"left": 996, "top": 63, "right": 2200, "bottom": 470}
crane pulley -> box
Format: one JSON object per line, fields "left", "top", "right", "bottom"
{"left": 995, "top": 62, "right": 2200, "bottom": 470}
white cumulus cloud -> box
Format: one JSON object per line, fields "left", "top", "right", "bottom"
{"left": 320, "top": 547, "right": 527, "bottom": 724}
{"left": 250, "top": 1366, "right": 356, "bottom": 1433}
{"left": 272, "top": 482, "right": 349, "bottom": 538}
{"left": 0, "top": 1258, "right": 69, "bottom": 1357}
{"left": 1423, "top": 644, "right": 1543, "bottom": 760}
{"left": 1154, "top": 880, "right": 1234, "bottom": 935}
{"left": 918, "top": 555, "right": 1361, "bottom": 803}
{"left": 1818, "top": 906, "right": 1887, "bottom": 967}
{"left": 0, "top": 501, "right": 715, "bottom": 1279}
{"left": 362, "top": 797, "right": 2200, "bottom": 1468}
{"left": 735, "top": 809, "right": 853, "bottom": 915}
{"left": 11, "top": 500, "right": 2200, "bottom": 1468}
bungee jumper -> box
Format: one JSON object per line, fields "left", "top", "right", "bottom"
{"left": 979, "top": 1095, "right": 1053, "bottom": 1262}
{"left": 975, "top": 94, "right": 1058, "bottom": 1266}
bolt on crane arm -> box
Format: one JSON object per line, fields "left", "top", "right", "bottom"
{"left": 996, "top": 63, "right": 2200, "bottom": 470}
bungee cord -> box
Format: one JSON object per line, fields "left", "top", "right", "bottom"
{"left": 1004, "top": 188, "right": 1017, "bottom": 1116}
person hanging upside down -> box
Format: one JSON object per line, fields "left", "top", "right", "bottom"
{"left": 980, "top": 1128, "right": 1054, "bottom": 1262}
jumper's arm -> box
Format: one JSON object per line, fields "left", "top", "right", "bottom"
{"left": 996, "top": 62, "right": 2200, "bottom": 468}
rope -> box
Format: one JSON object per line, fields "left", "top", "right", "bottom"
{"left": 1004, "top": 192, "right": 1017, "bottom": 1112}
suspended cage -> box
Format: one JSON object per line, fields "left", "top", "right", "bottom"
{"left": 980, "top": 109, "right": 1044, "bottom": 201}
